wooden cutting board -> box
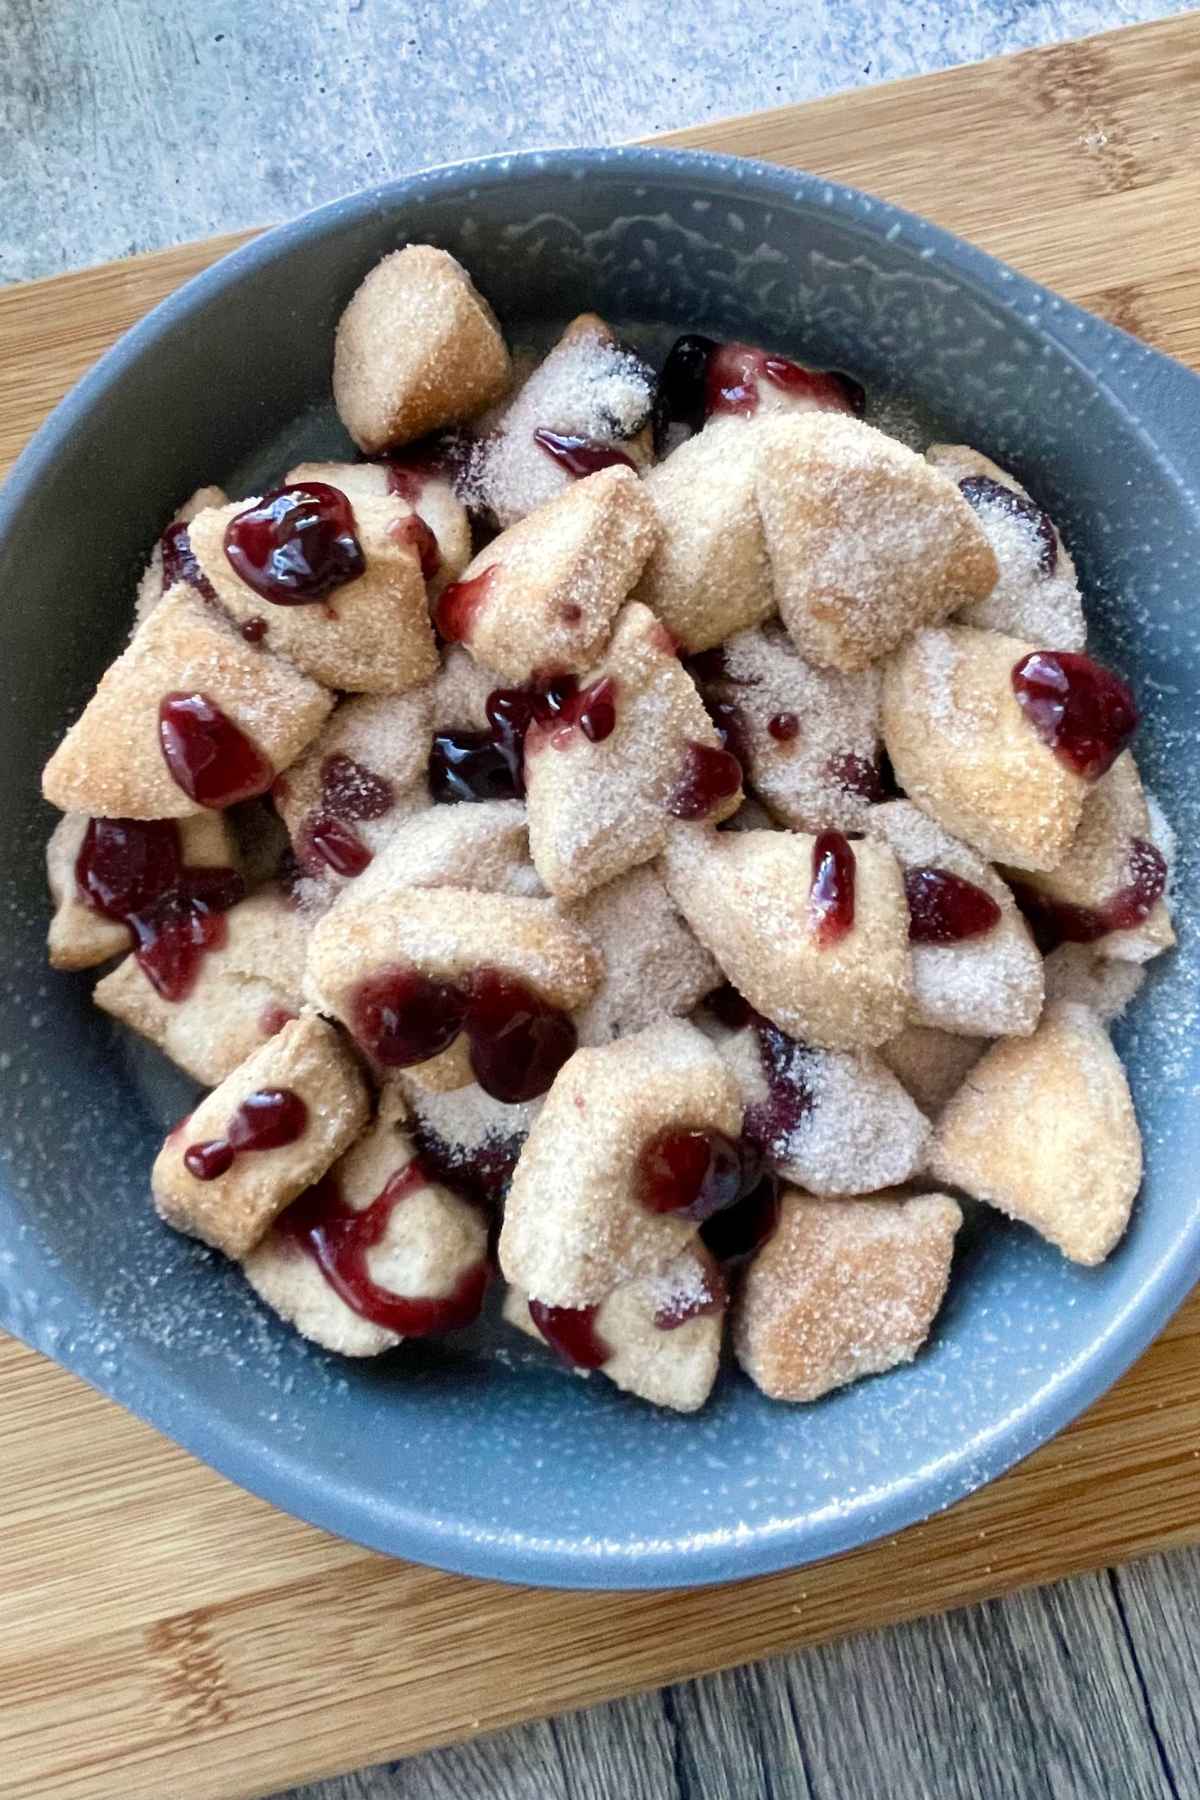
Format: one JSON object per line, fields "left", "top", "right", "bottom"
{"left": 4, "top": 15, "right": 1200, "bottom": 1800}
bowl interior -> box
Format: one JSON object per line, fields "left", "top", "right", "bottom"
{"left": 1, "top": 151, "right": 1199, "bottom": 1588}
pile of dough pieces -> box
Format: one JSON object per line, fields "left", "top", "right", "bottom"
{"left": 42, "top": 243, "right": 1172, "bottom": 1413}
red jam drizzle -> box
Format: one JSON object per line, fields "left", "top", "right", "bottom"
{"left": 959, "top": 474, "right": 1057, "bottom": 575}
{"left": 183, "top": 1087, "right": 308, "bottom": 1182}
{"left": 299, "top": 753, "right": 395, "bottom": 878}
{"left": 826, "top": 750, "right": 892, "bottom": 804}
{"left": 1009, "top": 838, "right": 1167, "bottom": 948}
{"left": 279, "top": 1163, "right": 489, "bottom": 1335}
{"left": 158, "top": 691, "right": 274, "bottom": 808}
{"left": 705, "top": 342, "right": 864, "bottom": 421}
{"left": 767, "top": 711, "right": 800, "bottom": 743}
{"left": 1011, "top": 651, "right": 1138, "bottom": 780}
{"left": 638, "top": 1128, "right": 746, "bottom": 1222}
{"left": 668, "top": 742, "right": 742, "bottom": 820}
{"left": 76, "top": 816, "right": 244, "bottom": 1001}
{"left": 905, "top": 867, "right": 1002, "bottom": 944}
{"left": 159, "top": 520, "right": 217, "bottom": 601}
{"left": 809, "top": 830, "right": 856, "bottom": 947}
{"left": 392, "top": 511, "right": 441, "bottom": 581}
{"left": 348, "top": 965, "right": 575, "bottom": 1103}
{"left": 224, "top": 483, "right": 365, "bottom": 604}
{"left": 532, "top": 428, "right": 637, "bottom": 479}
{"left": 528, "top": 1300, "right": 611, "bottom": 1370}
{"left": 434, "top": 564, "right": 497, "bottom": 643}
{"left": 241, "top": 616, "right": 268, "bottom": 643}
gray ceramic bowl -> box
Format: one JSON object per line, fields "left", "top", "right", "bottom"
{"left": 1, "top": 147, "right": 1198, "bottom": 1591}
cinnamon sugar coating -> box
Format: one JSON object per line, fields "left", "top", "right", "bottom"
{"left": 755, "top": 414, "right": 998, "bottom": 671}
{"left": 663, "top": 826, "right": 911, "bottom": 1050}
{"left": 188, "top": 492, "right": 438, "bottom": 694}
{"left": 151, "top": 1010, "right": 370, "bottom": 1258}
{"left": 42, "top": 584, "right": 333, "bottom": 820}
{"left": 244, "top": 1090, "right": 487, "bottom": 1357}
{"left": 498, "top": 1020, "right": 742, "bottom": 1307}
{"left": 446, "top": 465, "right": 658, "bottom": 681}
{"left": 333, "top": 245, "right": 511, "bottom": 453}
{"left": 734, "top": 1190, "right": 961, "bottom": 1402}
{"left": 94, "top": 887, "right": 309, "bottom": 1086}
{"left": 525, "top": 601, "right": 740, "bottom": 900}
{"left": 635, "top": 418, "right": 773, "bottom": 651}
{"left": 504, "top": 1244, "right": 724, "bottom": 1413}
{"left": 930, "top": 1001, "right": 1141, "bottom": 1264}
{"left": 882, "top": 626, "right": 1087, "bottom": 870}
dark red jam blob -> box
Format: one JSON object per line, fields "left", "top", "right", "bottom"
{"left": 280, "top": 1164, "right": 489, "bottom": 1336}
{"left": 826, "top": 750, "right": 891, "bottom": 804}
{"left": 905, "top": 867, "right": 1003, "bottom": 944}
{"left": 653, "top": 1253, "right": 728, "bottom": 1331}
{"left": 160, "top": 520, "right": 217, "bottom": 601}
{"left": 241, "top": 616, "right": 268, "bottom": 643}
{"left": 668, "top": 742, "right": 742, "bottom": 820}
{"left": 533, "top": 428, "right": 637, "bottom": 478}
{"left": 351, "top": 967, "right": 470, "bottom": 1067}
{"left": 158, "top": 691, "right": 274, "bottom": 808}
{"left": 700, "top": 1173, "right": 781, "bottom": 1269}
{"left": 434, "top": 565, "right": 497, "bottom": 643}
{"left": 300, "top": 813, "right": 373, "bottom": 878}
{"left": 638, "top": 1128, "right": 747, "bottom": 1222}
{"left": 528, "top": 1300, "right": 611, "bottom": 1370}
{"left": 466, "top": 969, "right": 577, "bottom": 1105}
{"left": 320, "top": 753, "right": 394, "bottom": 821}
{"left": 1011, "top": 651, "right": 1138, "bottom": 780}
{"left": 223, "top": 483, "right": 365, "bottom": 604}
{"left": 183, "top": 1087, "right": 307, "bottom": 1181}
{"left": 227, "top": 1086, "right": 308, "bottom": 1151}
{"left": 959, "top": 475, "right": 1057, "bottom": 575}
{"left": 809, "top": 829, "right": 856, "bottom": 947}
{"left": 75, "top": 816, "right": 244, "bottom": 1001}
{"left": 767, "top": 711, "right": 800, "bottom": 742}
{"left": 392, "top": 511, "right": 441, "bottom": 581}
{"left": 183, "top": 1139, "right": 234, "bottom": 1181}
{"left": 1009, "top": 838, "right": 1167, "bottom": 949}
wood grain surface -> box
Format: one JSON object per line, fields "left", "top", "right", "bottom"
{"left": 3, "top": 15, "right": 1200, "bottom": 1800}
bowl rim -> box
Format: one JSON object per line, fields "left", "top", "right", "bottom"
{"left": 3, "top": 142, "right": 1200, "bottom": 1590}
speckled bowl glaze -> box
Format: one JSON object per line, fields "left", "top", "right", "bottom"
{"left": 1, "top": 148, "right": 1198, "bottom": 1590}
